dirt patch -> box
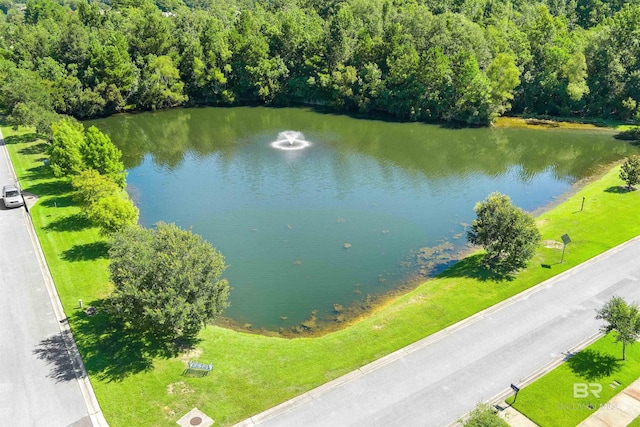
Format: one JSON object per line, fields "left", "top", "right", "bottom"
{"left": 178, "top": 348, "right": 203, "bottom": 363}
{"left": 543, "top": 240, "right": 564, "bottom": 249}
{"left": 167, "top": 381, "right": 194, "bottom": 395}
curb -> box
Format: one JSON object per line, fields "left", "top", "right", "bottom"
{"left": 0, "top": 130, "right": 109, "bottom": 427}
{"left": 234, "top": 235, "right": 640, "bottom": 427}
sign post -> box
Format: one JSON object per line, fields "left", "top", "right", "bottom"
{"left": 511, "top": 383, "right": 520, "bottom": 403}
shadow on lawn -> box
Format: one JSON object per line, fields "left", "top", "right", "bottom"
{"left": 567, "top": 349, "right": 622, "bottom": 381}
{"left": 24, "top": 181, "right": 74, "bottom": 201}
{"left": 437, "top": 253, "right": 514, "bottom": 282}
{"left": 604, "top": 186, "right": 633, "bottom": 194}
{"left": 44, "top": 213, "right": 93, "bottom": 232}
{"left": 18, "top": 141, "right": 48, "bottom": 156}
{"left": 62, "top": 241, "right": 109, "bottom": 261}
{"left": 3, "top": 133, "right": 37, "bottom": 145}
{"left": 69, "top": 303, "right": 199, "bottom": 382}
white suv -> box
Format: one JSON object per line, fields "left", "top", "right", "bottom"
{"left": 2, "top": 184, "right": 24, "bottom": 208}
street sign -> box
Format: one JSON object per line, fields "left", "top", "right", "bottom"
{"left": 561, "top": 234, "right": 571, "bottom": 245}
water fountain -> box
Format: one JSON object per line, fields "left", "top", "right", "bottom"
{"left": 271, "top": 130, "right": 311, "bottom": 151}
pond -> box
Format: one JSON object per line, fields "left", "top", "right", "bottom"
{"left": 88, "top": 107, "right": 638, "bottom": 333}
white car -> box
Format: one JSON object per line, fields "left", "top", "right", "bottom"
{"left": 2, "top": 184, "right": 24, "bottom": 208}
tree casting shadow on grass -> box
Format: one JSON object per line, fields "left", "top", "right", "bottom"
{"left": 567, "top": 349, "right": 622, "bottom": 381}
{"left": 62, "top": 241, "right": 109, "bottom": 262}
{"left": 437, "top": 253, "right": 515, "bottom": 282}
{"left": 44, "top": 213, "right": 93, "bottom": 232}
{"left": 18, "top": 141, "right": 48, "bottom": 156}
{"left": 604, "top": 186, "right": 633, "bottom": 194}
{"left": 33, "top": 329, "right": 84, "bottom": 383}
{"left": 70, "top": 302, "right": 200, "bottom": 382}
{"left": 3, "top": 133, "right": 37, "bottom": 145}
{"left": 24, "top": 182, "right": 74, "bottom": 203}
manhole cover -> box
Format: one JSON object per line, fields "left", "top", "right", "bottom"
{"left": 190, "top": 417, "right": 202, "bottom": 426}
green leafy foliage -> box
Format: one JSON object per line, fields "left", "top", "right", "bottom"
{"left": 463, "top": 403, "right": 508, "bottom": 427}
{"left": 71, "top": 169, "right": 138, "bottom": 234}
{"left": 107, "top": 223, "right": 230, "bottom": 343}
{"left": 467, "top": 192, "right": 541, "bottom": 274}
{"left": 82, "top": 126, "right": 127, "bottom": 188}
{"left": 2, "top": 0, "right": 640, "bottom": 124}
{"left": 49, "top": 119, "right": 127, "bottom": 185}
{"left": 49, "top": 118, "right": 85, "bottom": 177}
{"left": 71, "top": 169, "right": 121, "bottom": 209}
{"left": 619, "top": 156, "right": 640, "bottom": 190}
{"left": 596, "top": 296, "right": 640, "bottom": 360}
{"left": 138, "top": 55, "right": 188, "bottom": 110}
{"left": 86, "top": 195, "right": 139, "bottom": 235}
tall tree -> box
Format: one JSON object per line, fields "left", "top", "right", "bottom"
{"left": 49, "top": 118, "right": 85, "bottom": 177}
{"left": 486, "top": 53, "right": 521, "bottom": 120}
{"left": 596, "top": 296, "right": 640, "bottom": 361}
{"left": 138, "top": 55, "right": 188, "bottom": 110}
{"left": 107, "top": 223, "right": 230, "bottom": 343}
{"left": 82, "top": 126, "right": 127, "bottom": 188}
{"left": 467, "top": 192, "right": 541, "bottom": 274}
{"left": 619, "top": 156, "right": 640, "bottom": 191}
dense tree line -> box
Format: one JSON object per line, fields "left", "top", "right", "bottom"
{"left": 1, "top": 0, "right": 639, "bottom": 127}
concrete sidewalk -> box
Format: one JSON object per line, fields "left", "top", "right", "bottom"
{"left": 578, "top": 377, "right": 640, "bottom": 427}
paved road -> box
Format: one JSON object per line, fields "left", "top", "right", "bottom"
{"left": 0, "top": 132, "right": 102, "bottom": 426}
{"left": 239, "top": 236, "right": 640, "bottom": 426}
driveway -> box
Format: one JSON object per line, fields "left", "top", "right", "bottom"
{"left": 0, "top": 131, "right": 104, "bottom": 426}
{"left": 238, "top": 236, "right": 640, "bottom": 426}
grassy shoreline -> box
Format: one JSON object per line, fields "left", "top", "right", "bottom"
{"left": 4, "top": 125, "right": 640, "bottom": 426}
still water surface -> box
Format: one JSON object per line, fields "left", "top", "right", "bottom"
{"left": 89, "top": 107, "right": 638, "bottom": 331}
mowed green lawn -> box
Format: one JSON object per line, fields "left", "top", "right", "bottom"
{"left": 507, "top": 333, "right": 640, "bottom": 426}
{"left": 4, "top": 126, "right": 640, "bottom": 426}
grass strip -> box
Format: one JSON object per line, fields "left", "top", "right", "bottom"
{"left": 4, "top": 126, "right": 640, "bottom": 426}
{"left": 506, "top": 333, "right": 640, "bottom": 426}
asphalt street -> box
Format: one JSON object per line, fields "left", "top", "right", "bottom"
{"left": 0, "top": 132, "right": 97, "bottom": 426}
{"left": 241, "top": 236, "right": 640, "bottom": 427}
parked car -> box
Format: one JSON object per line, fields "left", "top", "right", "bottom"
{"left": 2, "top": 184, "right": 24, "bottom": 208}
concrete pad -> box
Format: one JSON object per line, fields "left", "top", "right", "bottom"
{"left": 624, "top": 386, "right": 640, "bottom": 402}
{"left": 176, "top": 408, "right": 214, "bottom": 427}
{"left": 498, "top": 405, "right": 539, "bottom": 427}
{"left": 588, "top": 408, "right": 634, "bottom": 426}
{"left": 615, "top": 393, "right": 640, "bottom": 417}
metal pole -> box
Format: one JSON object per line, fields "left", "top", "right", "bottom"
{"left": 581, "top": 197, "right": 585, "bottom": 211}
{"left": 561, "top": 244, "right": 567, "bottom": 263}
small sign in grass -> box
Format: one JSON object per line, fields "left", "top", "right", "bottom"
{"left": 506, "top": 332, "right": 640, "bottom": 427}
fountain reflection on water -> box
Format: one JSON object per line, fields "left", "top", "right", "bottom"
{"left": 271, "top": 130, "right": 311, "bottom": 150}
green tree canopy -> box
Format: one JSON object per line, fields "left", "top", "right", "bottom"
{"left": 107, "top": 223, "right": 230, "bottom": 343}
{"left": 619, "top": 156, "right": 640, "bottom": 191}
{"left": 138, "top": 55, "right": 188, "bottom": 110}
{"left": 467, "top": 192, "right": 541, "bottom": 274}
{"left": 596, "top": 296, "right": 640, "bottom": 361}
{"left": 71, "top": 169, "right": 122, "bottom": 209}
{"left": 86, "top": 194, "right": 139, "bottom": 235}
{"left": 71, "top": 169, "right": 138, "bottom": 234}
{"left": 82, "top": 126, "right": 127, "bottom": 187}
{"left": 49, "top": 118, "right": 85, "bottom": 177}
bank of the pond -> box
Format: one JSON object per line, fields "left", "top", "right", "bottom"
{"left": 4, "top": 124, "right": 640, "bottom": 426}
{"left": 494, "top": 115, "right": 634, "bottom": 131}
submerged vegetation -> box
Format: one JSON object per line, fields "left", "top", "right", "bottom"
{"left": 1, "top": 0, "right": 640, "bottom": 128}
